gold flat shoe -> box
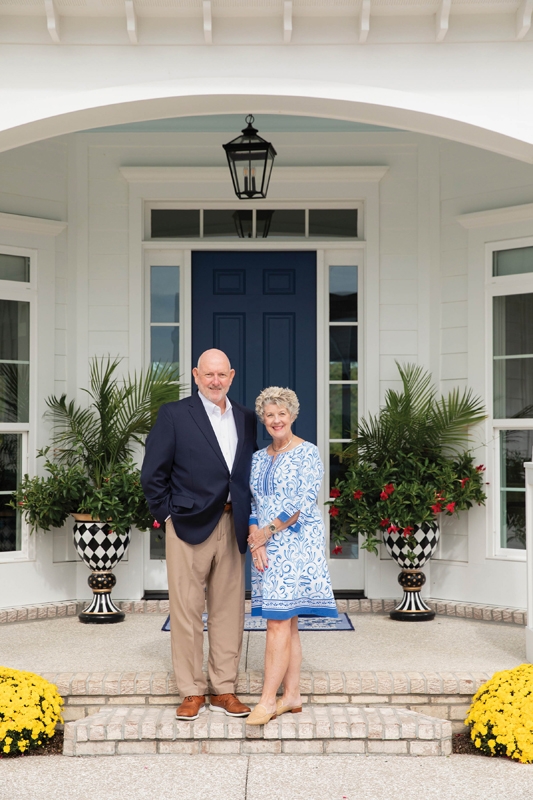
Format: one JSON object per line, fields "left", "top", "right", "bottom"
{"left": 276, "top": 699, "right": 303, "bottom": 716}
{"left": 246, "top": 704, "right": 278, "bottom": 726}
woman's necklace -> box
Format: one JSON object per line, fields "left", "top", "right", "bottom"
{"left": 272, "top": 435, "right": 293, "bottom": 453}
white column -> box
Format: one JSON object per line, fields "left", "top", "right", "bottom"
{"left": 525, "top": 460, "right": 533, "bottom": 662}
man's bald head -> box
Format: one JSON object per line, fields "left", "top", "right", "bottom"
{"left": 197, "top": 349, "right": 232, "bottom": 372}
{"left": 193, "top": 349, "right": 235, "bottom": 411}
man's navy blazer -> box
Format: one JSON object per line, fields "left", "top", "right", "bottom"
{"left": 141, "top": 392, "right": 257, "bottom": 555}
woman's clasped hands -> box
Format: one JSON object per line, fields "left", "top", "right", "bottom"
{"left": 248, "top": 526, "right": 269, "bottom": 572}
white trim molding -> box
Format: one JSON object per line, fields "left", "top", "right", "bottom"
{"left": 0, "top": 213, "right": 67, "bottom": 237}
{"left": 456, "top": 202, "right": 533, "bottom": 229}
{"left": 119, "top": 166, "right": 389, "bottom": 184}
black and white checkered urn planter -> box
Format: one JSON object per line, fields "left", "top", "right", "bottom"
{"left": 382, "top": 522, "right": 440, "bottom": 621}
{"left": 73, "top": 515, "right": 130, "bottom": 624}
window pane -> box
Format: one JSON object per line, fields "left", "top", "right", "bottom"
{"left": 329, "top": 442, "right": 351, "bottom": 486}
{"left": 309, "top": 209, "right": 358, "bottom": 238}
{"left": 0, "top": 300, "right": 30, "bottom": 361}
{"left": 330, "top": 384, "right": 357, "bottom": 439}
{"left": 0, "top": 433, "right": 22, "bottom": 552}
{"left": 151, "top": 210, "right": 199, "bottom": 238}
{"left": 329, "top": 533, "right": 359, "bottom": 559}
{"left": 151, "top": 326, "right": 179, "bottom": 368}
{"left": 330, "top": 266, "right": 358, "bottom": 322}
{"left": 151, "top": 266, "right": 179, "bottom": 323}
{"left": 500, "top": 490, "right": 526, "bottom": 550}
{"left": 493, "top": 294, "right": 533, "bottom": 357}
{"left": 493, "top": 246, "right": 533, "bottom": 277}
{"left": 0, "top": 364, "right": 29, "bottom": 423}
{"left": 255, "top": 210, "right": 272, "bottom": 239}
{"left": 494, "top": 358, "right": 533, "bottom": 418}
{"left": 150, "top": 527, "right": 166, "bottom": 560}
{"left": 493, "top": 294, "right": 533, "bottom": 418}
{"left": 0, "top": 254, "right": 30, "bottom": 283}
{"left": 330, "top": 326, "right": 358, "bottom": 380}
{"left": 263, "top": 210, "right": 305, "bottom": 237}
{"left": 204, "top": 210, "right": 242, "bottom": 238}
{"left": 0, "top": 300, "right": 29, "bottom": 423}
{"left": 499, "top": 430, "right": 532, "bottom": 550}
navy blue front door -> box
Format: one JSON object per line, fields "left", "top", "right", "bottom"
{"left": 192, "top": 251, "right": 317, "bottom": 588}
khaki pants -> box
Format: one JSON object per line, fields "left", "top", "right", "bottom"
{"left": 165, "top": 512, "right": 245, "bottom": 697}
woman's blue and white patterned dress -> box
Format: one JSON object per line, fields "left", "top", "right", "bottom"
{"left": 249, "top": 441, "right": 338, "bottom": 620}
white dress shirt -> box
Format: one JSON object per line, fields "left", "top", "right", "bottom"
{"left": 198, "top": 391, "right": 238, "bottom": 477}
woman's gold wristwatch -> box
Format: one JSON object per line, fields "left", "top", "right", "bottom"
{"left": 267, "top": 523, "right": 277, "bottom": 535}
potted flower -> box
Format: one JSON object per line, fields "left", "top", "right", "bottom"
{"left": 328, "top": 363, "right": 487, "bottom": 621}
{"left": 11, "top": 357, "right": 181, "bottom": 624}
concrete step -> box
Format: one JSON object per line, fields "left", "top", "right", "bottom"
{"left": 63, "top": 705, "right": 452, "bottom": 757}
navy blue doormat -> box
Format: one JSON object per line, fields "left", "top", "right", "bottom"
{"left": 162, "top": 612, "right": 354, "bottom": 632}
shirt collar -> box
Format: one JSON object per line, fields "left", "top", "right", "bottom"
{"left": 198, "top": 390, "right": 233, "bottom": 417}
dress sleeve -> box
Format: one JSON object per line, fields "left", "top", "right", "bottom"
{"left": 277, "top": 446, "right": 324, "bottom": 533}
{"left": 249, "top": 494, "right": 258, "bottom": 527}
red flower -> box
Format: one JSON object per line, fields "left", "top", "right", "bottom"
{"left": 18, "top": 501, "right": 24, "bottom": 506}
{"left": 330, "top": 488, "right": 341, "bottom": 498}
{"left": 459, "top": 477, "right": 470, "bottom": 488}
{"left": 380, "top": 518, "right": 390, "bottom": 527}
{"left": 153, "top": 520, "right": 161, "bottom": 529}
{"left": 431, "top": 503, "right": 442, "bottom": 514}
{"left": 475, "top": 464, "right": 486, "bottom": 472}
{"left": 402, "top": 526, "right": 414, "bottom": 537}
{"left": 353, "top": 490, "right": 364, "bottom": 500}
{"left": 329, "top": 506, "right": 340, "bottom": 517}
{"left": 332, "top": 545, "right": 343, "bottom": 555}
{"left": 387, "top": 524, "right": 399, "bottom": 534}
{"left": 380, "top": 491, "right": 389, "bottom": 500}
{"left": 445, "top": 502, "right": 456, "bottom": 513}
{"left": 384, "top": 483, "right": 395, "bottom": 495}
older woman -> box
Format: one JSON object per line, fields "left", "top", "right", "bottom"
{"left": 246, "top": 386, "right": 337, "bottom": 726}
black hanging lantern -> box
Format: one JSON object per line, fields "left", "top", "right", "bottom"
{"left": 223, "top": 116, "right": 277, "bottom": 200}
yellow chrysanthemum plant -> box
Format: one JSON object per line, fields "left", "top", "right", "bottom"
{"left": 0, "top": 668, "right": 63, "bottom": 756}
{"left": 465, "top": 664, "right": 533, "bottom": 763}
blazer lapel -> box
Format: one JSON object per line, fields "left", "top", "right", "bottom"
{"left": 188, "top": 394, "right": 228, "bottom": 471}
{"left": 231, "top": 403, "right": 245, "bottom": 475}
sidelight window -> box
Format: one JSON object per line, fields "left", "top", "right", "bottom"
{"left": 328, "top": 265, "right": 358, "bottom": 559}
{"left": 0, "top": 251, "right": 32, "bottom": 555}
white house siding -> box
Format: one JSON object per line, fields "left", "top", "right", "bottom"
{"left": 1, "top": 126, "right": 533, "bottom": 608}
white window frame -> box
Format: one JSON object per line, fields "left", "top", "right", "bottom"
{"left": 486, "top": 235, "right": 533, "bottom": 562}
{"left": 0, "top": 244, "right": 37, "bottom": 563}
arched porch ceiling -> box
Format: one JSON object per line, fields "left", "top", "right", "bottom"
{"left": 2, "top": 90, "right": 533, "bottom": 163}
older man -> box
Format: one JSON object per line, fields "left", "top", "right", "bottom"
{"left": 141, "top": 349, "right": 257, "bottom": 720}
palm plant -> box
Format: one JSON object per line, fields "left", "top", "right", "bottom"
{"left": 45, "top": 357, "right": 181, "bottom": 488}
{"left": 12, "top": 357, "right": 182, "bottom": 535}
{"left": 328, "top": 362, "right": 487, "bottom": 556}
{"left": 351, "top": 362, "right": 486, "bottom": 464}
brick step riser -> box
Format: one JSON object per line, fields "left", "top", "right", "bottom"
{"left": 61, "top": 694, "right": 471, "bottom": 733}
{"left": 63, "top": 706, "right": 452, "bottom": 757}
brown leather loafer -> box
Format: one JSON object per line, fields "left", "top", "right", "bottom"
{"left": 209, "top": 693, "right": 251, "bottom": 717}
{"left": 175, "top": 695, "right": 206, "bottom": 720}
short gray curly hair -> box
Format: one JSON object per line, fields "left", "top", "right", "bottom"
{"left": 255, "top": 386, "right": 300, "bottom": 422}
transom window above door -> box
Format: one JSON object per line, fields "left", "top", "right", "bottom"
{"left": 149, "top": 208, "right": 359, "bottom": 240}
